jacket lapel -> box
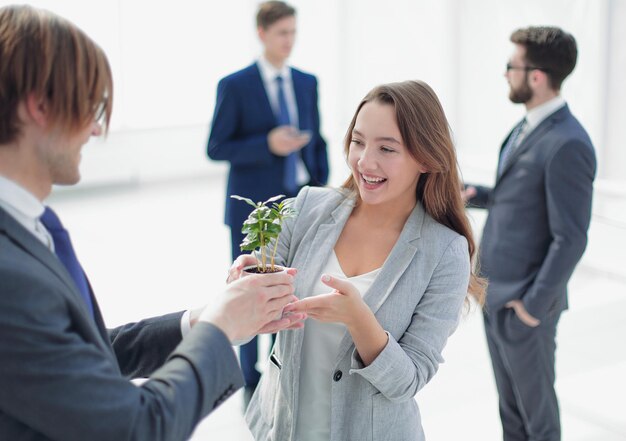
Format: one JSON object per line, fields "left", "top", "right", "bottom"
{"left": 290, "top": 68, "right": 316, "bottom": 170}
{"left": 291, "top": 69, "right": 306, "bottom": 130}
{"left": 251, "top": 62, "right": 277, "bottom": 125}
{"left": 289, "top": 196, "right": 354, "bottom": 362}
{"left": 333, "top": 203, "right": 425, "bottom": 364}
{"left": 497, "top": 105, "right": 570, "bottom": 182}
{"left": 1, "top": 207, "right": 81, "bottom": 302}
{"left": 296, "top": 196, "right": 355, "bottom": 300}
{"left": 0, "top": 208, "right": 113, "bottom": 354}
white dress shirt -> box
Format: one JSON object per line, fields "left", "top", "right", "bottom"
{"left": 0, "top": 174, "right": 52, "bottom": 249}
{"left": 519, "top": 95, "right": 566, "bottom": 143}
{"left": 295, "top": 250, "right": 381, "bottom": 441}
{"left": 257, "top": 56, "right": 310, "bottom": 186}
{"left": 257, "top": 56, "right": 299, "bottom": 127}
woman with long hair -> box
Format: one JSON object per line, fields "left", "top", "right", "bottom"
{"left": 234, "top": 80, "right": 485, "bottom": 440}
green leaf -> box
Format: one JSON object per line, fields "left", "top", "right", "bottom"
{"left": 243, "top": 217, "right": 261, "bottom": 226}
{"left": 232, "top": 193, "right": 297, "bottom": 264}
{"left": 265, "top": 223, "right": 282, "bottom": 234}
{"left": 240, "top": 242, "right": 260, "bottom": 252}
{"left": 242, "top": 227, "right": 259, "bottom": 237}
{"left": 263, "top": 194, "right": 285, "bottom": 205}
{"left": 241, "top": 235, "right": 261, "bottom": 250}
{"left": 231, "top": 194, "right": 259, "bottom": 209}
{"left": 257, "top": 205, "right": 272, "bottom": 215}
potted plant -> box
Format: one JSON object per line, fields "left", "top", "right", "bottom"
{"left": 231, "top": 194, "right": 297, "bottom": 273}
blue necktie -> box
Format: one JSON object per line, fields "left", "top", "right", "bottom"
{"left": 40, "top": 207, "right": 94, "bottom": 318}
{"left": 498, "top": 118, "right": 527, "bottom": 176}
{"left": 276, "top": 75, "right": 298, "bottom": 194}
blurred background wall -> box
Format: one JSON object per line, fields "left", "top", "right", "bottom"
{"left": 3, "top": 0, "right": 624, "bottom": 278}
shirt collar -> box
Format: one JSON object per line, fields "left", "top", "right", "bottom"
{"left": 257, "top": 55, "right": 291, "bottom": 84}
{"left": 525, "top": 95, "right": 566, "bottom": 130}
{"left": 0, "top": 174, "right": 45, "bottom": 222}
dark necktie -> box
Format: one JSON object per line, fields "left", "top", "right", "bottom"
{"left": 276, "top": 75, "right": 298, "bottom": 194}
{"left": 40, "top": 207, "right": 94, "bottom": 318}
{"left": 498, "top": 118, "right": 527, "bottom": 176}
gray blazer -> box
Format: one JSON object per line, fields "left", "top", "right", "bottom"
{"left": 0, "top": 207, "right": 244, "bottom": 441}
{"left": 468, "top": 105, "right": 596, "bottom": 319}
{"left": 246, "top": 187, "right": 470, "bottom": 441}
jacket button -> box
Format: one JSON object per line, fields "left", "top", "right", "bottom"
{"left": 333, "top": 370, "right": 342, "bottom": 382}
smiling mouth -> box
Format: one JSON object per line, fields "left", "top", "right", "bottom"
{"left": 361, "top": 173, "right": 387, "bottom": 185}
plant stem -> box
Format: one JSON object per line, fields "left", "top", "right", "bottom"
{"left": 256, "top": 207, "right": 264, "bottom": 273}
{"left": 260, "top": 231, "right": 267, "bottom": 272}
{"left": 270, "top": 232, "right": 281, "bottom": 271}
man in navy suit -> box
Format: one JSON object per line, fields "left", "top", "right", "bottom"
{"left": 464, "top": 27, "right": 596, "bottom": 441}
{"left": 207, "top": 0, "right": 329, "bottom": 396}
{"left": 0, "top": 5, "right": 304, "bottom": 440}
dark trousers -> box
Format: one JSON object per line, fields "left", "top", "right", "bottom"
{"left": 484, "top": 308, "right": 562, "bottom": 441}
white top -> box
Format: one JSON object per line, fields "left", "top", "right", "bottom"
{"left": 257, "top": 56, "right": 310, "bottom": 186}
{"left": 295, "top": 250, "right": 381, "bottom": 441}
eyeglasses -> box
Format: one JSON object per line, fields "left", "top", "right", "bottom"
{"left": 506, "top": 63, "right": 549, "bottom": 73}
{"left": 93, "top": 99, "right": 107, "bottom": 124}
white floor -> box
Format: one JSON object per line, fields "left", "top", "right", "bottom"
{"left": 48, "top": 173, "right": 626, "bottom": 440}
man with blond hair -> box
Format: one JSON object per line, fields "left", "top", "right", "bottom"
{"left": 0, "top": 5, "right": 303, "bottom": 440}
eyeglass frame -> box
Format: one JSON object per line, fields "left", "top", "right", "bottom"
{"left": 506, "top": 62, "right": 550, "bottom": 73}
{"left": 93, "top": 98, "right": 107, "bottom": 125}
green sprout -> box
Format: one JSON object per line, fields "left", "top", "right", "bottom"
{"left": 231, "top": 194, "right": 297, "bottom": 273}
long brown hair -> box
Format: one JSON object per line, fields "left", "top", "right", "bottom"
{"left": 0, "top": 5, "right": 112, "bottom": 145}
{"left": 343, "top": 81, "right": 486, "bottom": 305}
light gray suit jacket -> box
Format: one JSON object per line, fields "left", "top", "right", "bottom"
{"left": 0, "top": 206, "right": 244, "bottom": 441}
{"left": 246, "top": 187, "right": 470, "bottom": 441}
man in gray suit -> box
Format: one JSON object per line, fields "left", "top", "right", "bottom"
{"left": 464, "top": 27, "right": 596, "bottom": 441}
{"left": 0, "top": 5, "right": 302, "bottom": 440}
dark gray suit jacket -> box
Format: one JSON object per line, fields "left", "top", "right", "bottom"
{"left": 0, "top": 207, "right": 244, "bottom": 440}
{"left": 468, "top": 105, "right": 596, "bottom": 320}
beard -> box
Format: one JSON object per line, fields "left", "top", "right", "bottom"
{"left": 509, "top": 77, "right": 533, "bottom": 104}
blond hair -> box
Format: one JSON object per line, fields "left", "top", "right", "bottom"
{"left": 0, "top": 5, "right": 112, "bottom": 144}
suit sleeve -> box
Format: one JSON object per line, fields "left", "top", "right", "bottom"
{"left": 310, "top": 78, "right": 329, "bottom": 186}
{"left": 108, "top": 312, "right": 184, "bottom": 378}
{"left": 464, "top": 183, "right": 493, "bottom": 209}
{"left": 206, "top": 78, "right": 275, "bottom": 167}
{"left": 0, "top": 270, "right": 244, "bottom": 441}
{"left": 522, "top": 140, "right": 596, "bottom": 319}
{"left": 348, "top": 236, "right": 469, "bottom": 401}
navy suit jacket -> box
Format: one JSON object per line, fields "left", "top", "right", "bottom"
{"left": 467, "top": 105, "right": 596, "bottom": 320}
{"left": 207, "top": 62, "right": 329, "bottom": 229}
{"left": 0, "top": 207, "right": 244, "bottom": 440}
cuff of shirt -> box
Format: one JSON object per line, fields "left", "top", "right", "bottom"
{"left": 180, "top": 309, "right": 192, "bottom": 337}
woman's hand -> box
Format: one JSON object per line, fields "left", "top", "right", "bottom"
{"left": 284, "top": 274, "right": 388, "bottom": 366}
{"left": 282, "top": 274, "right": 369, "bottom": 327}
{"left": 257, "top": 295, "right": 308, "bottom": 333}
